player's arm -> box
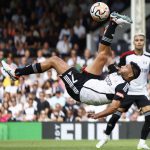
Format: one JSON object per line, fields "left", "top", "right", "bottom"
{"left": 108, "top": 64, "right": 119, "bottom": 74}
{"left": 88, "top": 82, "right": 129, "bottom": 119}
{"left": 90, "top": 100, "right": 120, "bottom": 119}
{"left": 106, "top": 51, "right": 126, "bottom": 72}
{"left": 106, "top": 50, "right": 130, "bottom": 74}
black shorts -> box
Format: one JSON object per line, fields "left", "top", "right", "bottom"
{"left": 60, "top": 67, "right": 102, "bottom": 101}
{"left": 120, "top": 95, "right": 150, "bottom": 111}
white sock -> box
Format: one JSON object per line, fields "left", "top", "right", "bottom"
{"left": 139, "top": 139, "right": 145, "bottom": 145}
{"left": 103, "top": 132, "right": 109, "bottom": 139}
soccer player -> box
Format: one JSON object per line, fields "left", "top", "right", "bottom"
{"left": 1, "top": 12, "right": 140, "bottom": 118}
{"left": 93, "top": 34, "right": 150, "bottom": 149}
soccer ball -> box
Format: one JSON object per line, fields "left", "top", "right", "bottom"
{"left": 90, "top": 2, "right": 110, "bottom": 22}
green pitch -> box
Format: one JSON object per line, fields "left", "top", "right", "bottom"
{"left": 0, "top": 139, "right": 148, "bottom": 150}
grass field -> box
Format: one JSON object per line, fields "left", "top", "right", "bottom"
{"left": 0, "top": 139, "right": 148, "bottom": 150}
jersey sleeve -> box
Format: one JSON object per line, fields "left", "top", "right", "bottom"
{"left": 113, "top": 82, "right": 129, "bottom": 101}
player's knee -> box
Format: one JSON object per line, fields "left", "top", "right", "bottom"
{"left": 51, "top": 56, "right": 60, "bottom": 61}
{"left": 48, "top": 56, "right": 61, "bottom": 65}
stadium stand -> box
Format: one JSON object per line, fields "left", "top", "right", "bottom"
{"left": 0, "top": 0, "right": 149, "bottom": 122}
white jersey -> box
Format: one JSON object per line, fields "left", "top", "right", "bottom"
{"left": 125, "top": 54, "right": 150, "bottom": 95}
{"left": 80, "top": 73, "right": 129, "bottom": 105}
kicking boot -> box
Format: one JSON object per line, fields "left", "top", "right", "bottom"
{"left": 110, "top": 12, "right": 132, "bottom": 25}
{"left": 1, "top": 60, "right": 19, "bottom": 81}
{"left": 96, "top": 132, "right": 110, "bottom": 148}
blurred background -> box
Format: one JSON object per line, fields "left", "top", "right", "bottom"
{"left": 0, "top": 0, "right": 150, "bottom": 141}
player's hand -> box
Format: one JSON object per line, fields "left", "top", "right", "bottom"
{"left": 87, "top": 112, "right": 95, "bottom": 119}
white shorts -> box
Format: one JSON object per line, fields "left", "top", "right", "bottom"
{"left": 80, "top": 87, "right": 111, "bottom": 106}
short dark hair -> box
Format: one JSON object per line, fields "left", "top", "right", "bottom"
{"left": 130, "top": 61, "right": 141, "bottom": 79}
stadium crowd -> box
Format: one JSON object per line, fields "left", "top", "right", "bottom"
{"left": 0, "top": 0, "right": 150, "bottom": 122}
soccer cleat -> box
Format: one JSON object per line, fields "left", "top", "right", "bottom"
{"left": 110, "top": 12, "right": 132, "bottom": 25}
{"left": 1, "top": 60, "right": 19, "bottom": 81}
{"left": 96, "top": 133, "right": 110, "bottom": 148}
{"left": 137, "top": 143, "right": 150, "bottom": 150}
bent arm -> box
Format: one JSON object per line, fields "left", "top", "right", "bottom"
{"left": 93, "top": 100, "right": 120, "bottom": 119}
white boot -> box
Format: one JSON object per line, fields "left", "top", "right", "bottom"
{"left": 1, "top": 60, "right": 19, "bottom": 81}
{"left": 137, "top": 139, "right": 150, "bottom": 150}
{"left": 96, "top": 133, "right": 110, "bottom": 148}
{"left": 110, "top": 12, "right": 132, "bottom": 25}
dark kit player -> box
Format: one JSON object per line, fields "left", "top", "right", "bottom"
{"left": 1, "top": 12, "right": 140, "bottom": 119}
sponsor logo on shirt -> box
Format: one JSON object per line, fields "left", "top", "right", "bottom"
{"left": 116, "top": 92, "right": 124, "bottom": 98}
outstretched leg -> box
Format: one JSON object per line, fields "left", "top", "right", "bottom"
{"left": 17, "top": 56, "right": 70, "bottom": 75}
{"left": 85, "top": 12, "right": 132, "bottom": 75}
{"left": 85, "top": 21, "right": 116, "bottom": 75}
{"left": 1, "top": 56, "right": 70, "bottom": 81}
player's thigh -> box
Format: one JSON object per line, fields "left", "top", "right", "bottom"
{"left": 136, "top": 96, "right": 150, "bottom": 113}
{"left": 49, "top": 56, "right": 70, "bottom": 74}
{"left": 118, "top": 95, "right": 135, "bottom": 112}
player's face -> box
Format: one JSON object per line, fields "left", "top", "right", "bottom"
{"left": 134, "top": 35, "right": 145, "bottom": 50}
{"left": 119, "top": 64, "right": 133, "bottom": 80}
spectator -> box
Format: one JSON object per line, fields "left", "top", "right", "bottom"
{"left": 36, "top": 49, "right": 46, "bottom": 63}
{"left": 0, "top": 109, "right": 11, "bottom": 122}
{"left": 41, "top": 42, "right": 51, "bottom": 57}
{"left": 17, "top": 76, "right": 30, "bottom": 95}
{"left": 8, "top": 98, "right": 21, "bottom": 121}
{"left": 38, "top": 110, "right": 51, "bottom": 122}
{"left": 5, "top": 80, "right": 18, "bottom": 95}
{"left": 56, "top": 34, "right": 72, "bottom": 57}
{"left": 69, "top": 27, "right": 79, "bottom": 46}
{"left": 23, "top": 49, "right": 33, "bottom": 64}
{"left": 67, "top": 49, "right": 82, "bottom": 68}
{"left": 36, "top": 91, "right": 50, "bottom": 116}
{"left": 18, "top": 57, "right": 28, "bottom": 67}
{"left": 73, "top": 19, "right": 86, "bottom": 52}
{"left": 50, "top": 103, "right": 65, "bottom": 122}
{"left": 81, "top": 48, "right": 94, "bottom": 67}
{"left": 23, "top": 98, "right": 37, "bottom": 121}
{"left": 64, "top": 108, "right": 76, "bottom": 122}
{"left": 48, "top": 87, "right": 66, "bottom": 109}
{"left": 75, "top": 106, "right": 88, "bottom": 122}
{"left": 59, "top": 22, "right": 70, "bottom": 40}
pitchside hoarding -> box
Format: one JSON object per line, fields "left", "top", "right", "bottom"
{"left": 43, "top": 122, "right": 119, "bottom": 140}
{"left": 0, "top": 122, "right": 146, "bottom": 140}
{"left": 42, "top": 122, "right": 146, "bottom": 140}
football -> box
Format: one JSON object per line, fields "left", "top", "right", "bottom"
{"left": 90, "top": 2, "right": 110, "bottom": 22}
